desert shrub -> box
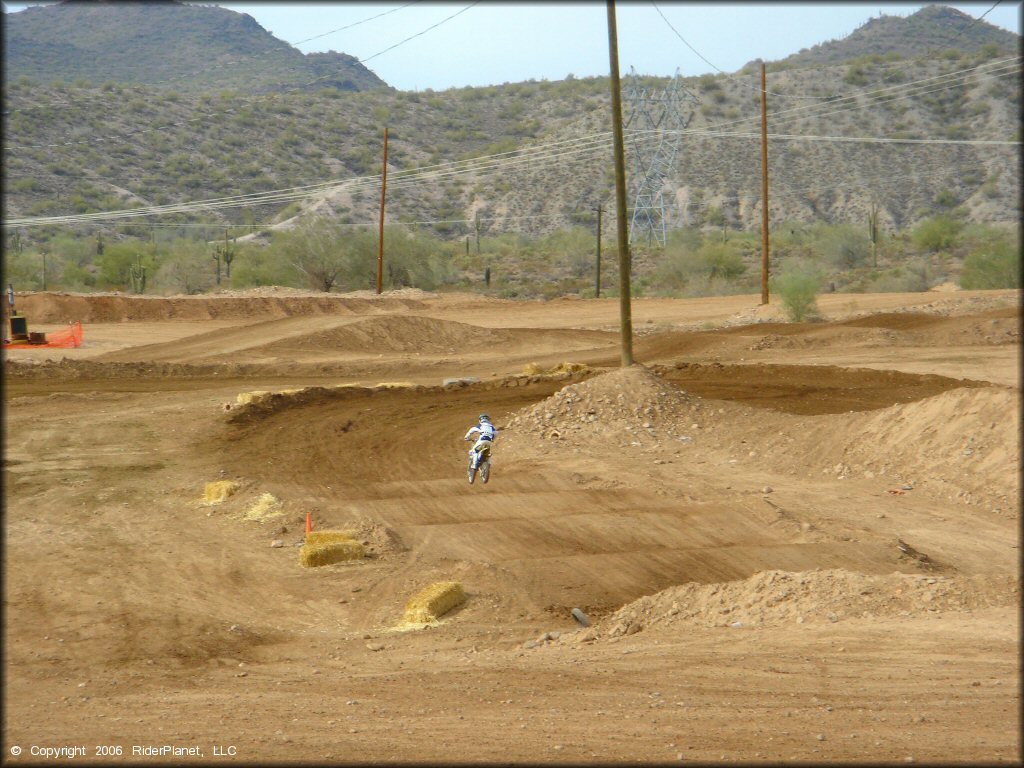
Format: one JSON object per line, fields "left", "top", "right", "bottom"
{"left": 267, "top": 219, "right": 379, "bottom": 292}
{"left": 96, "top": 242, "right": 156, "bottom": 290}
{"left": 773, "top": 258, "right": 822, "bottom": 321}
{"left": 959, "top": 238, "right": 1021, "bottom": 289}
{"left": 229, "top": 244, "right": 299, "bottom": 289}
{"left": 653, "top": 248, "right": 700, "bottom": 294}
{"left": 3, "top": 249, "right": 47, "bottom": 290}
{"left": 815, "top": 223, "right": 870, "bottom": 269}
{"left": 912, "top": 215, "right": 963, "bottom": 253}
{"left": 382, "top": 226, "right": 456, "bottom": 290}
{"left": 698, "top": 240, "right": 747, "bottom": 280}
{"left": 865, "top": 259, "right": 932, "bottom": 292}
{"left": 150, "top": 239, "right": 209, "bottom": 295}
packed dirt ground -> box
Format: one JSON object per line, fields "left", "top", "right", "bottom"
{"left": 3, "top": 286, "right": 1020, "bottom": 764}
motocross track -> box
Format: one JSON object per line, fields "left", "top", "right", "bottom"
{"left": 3, "top": 287, "right": 1020, "bottom": 764}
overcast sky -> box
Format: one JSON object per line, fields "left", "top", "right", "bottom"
{"left": 3, "top": 2, "right": 1021, "bottom": 91}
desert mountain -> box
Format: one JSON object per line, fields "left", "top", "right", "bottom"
{"left": 1, "top": 3, "right": 1019, "bottom": 246}
{"left": 2, "top": 0, "right": 388, "bottom": 92}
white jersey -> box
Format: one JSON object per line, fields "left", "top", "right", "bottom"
{"left": 465, "top": 422, "right": 496, "bottom": 442}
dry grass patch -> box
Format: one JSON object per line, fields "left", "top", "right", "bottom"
{"left": 522, "top": 361, "right": 588, "bottom": 376}
{"left": 203, "top": 480, "right": 240, "bottom": 504}
{"left": 243, "top": 493, "right": 285, "bottom": 521}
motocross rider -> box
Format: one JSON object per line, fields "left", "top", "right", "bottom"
{"left": 463, "top": 413, "right": 497, "bottom": 468}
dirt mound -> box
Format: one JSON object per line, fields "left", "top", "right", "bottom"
{"left": 588, "top": 569, "right": 1019, "bottom": 636}
{"left": 749, "top": 384, "right": 1020, "bottom": 513}
{"left": 252, "top": 315, "right": 515, "bottom": 354}
{"left": 13, "top": 291, "right": 430, "bottom": 323}
{"left": 501, "top": 363, "right": 1016, "bottom": 514}
{"left": 503, "top": 364, "right": 695, "bottom": 444}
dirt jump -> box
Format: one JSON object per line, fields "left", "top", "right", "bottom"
{"left": 3, "top": 286, "right": 1020, "bottom": 764}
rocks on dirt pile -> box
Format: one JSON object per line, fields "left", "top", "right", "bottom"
{"left": 503, "top": 364, "right": 707, "bottom": 451}
{"left": 588, "top": 569, "right": 1020, "bottom": 637}
{"left": 501, "top": 362, "right": 1017, "bottom": 516}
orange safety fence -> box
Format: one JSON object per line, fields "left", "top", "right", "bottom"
{"left": 4, "top": 321, "right": 83, "bottom": 349}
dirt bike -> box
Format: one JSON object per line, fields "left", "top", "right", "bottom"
{"left": 466, "top": 441, "right": 492, "bottom": 485}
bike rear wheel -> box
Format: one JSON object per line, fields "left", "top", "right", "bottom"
{"left": 480, "top": 461, "right": 490, "bottom": 484}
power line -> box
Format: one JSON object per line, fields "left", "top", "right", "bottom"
{"left": 6, "top": 118, "right": 1016, "bottom": 230}
{"left": 7, "top": 54, "right": 1018, "bottom": 228}
{"left": 359, "top": 3, "right": 478, "bottom": 65}
{"left": 649, "top": 1, "right": 830, "bottom": 101}
{"left": 288, "top": 2, "right": 421, "bottom": 48}
{"left": 694, "top": 56, "right": 1021, "bottom": 134}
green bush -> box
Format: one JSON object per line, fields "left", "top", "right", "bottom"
{"left": 959, "top": 240, "right": 1021, "bottom": 289}
{"left": 773, "top": 259, "right": 822, "bottom": 321}
{"left": 912, "top": 215, "right": 963, "bottom": 253}
{"left": 865, "top": 259, "right": 932, "bottom": 292}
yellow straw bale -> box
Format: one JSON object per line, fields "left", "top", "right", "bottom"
{"left": 522, "top": 362, "right": 586, "bottom": 376}
{"left": 553, "top": 362, "right": 587, "bottom": 374}
{"left": 403, "top": 581, "right": 466, "bottom": 624}
{"left": 243, "top": 493, "right": 284, "bottom": 521}
{"left": 204, "top": 480, "right": 240, "bottom": 504}
{"left": 299, "top": 540, "right": 365, "bottom": 568}
{"left": 304, "top": 530, "right": 357, "bottom": 546}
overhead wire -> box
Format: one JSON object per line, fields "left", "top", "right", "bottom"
{"left": 288, "top": 1, "right": 422, "bottom": 48}
{"left": 6, "top": 46, "right": 1018, "bottom": 228}
{"left": 651, "top": 0, "right": 1017, "bottom": 108}
{"left": 10, "top": 55, "right": 1017, "bottom": 188}
{"left": 648, "top": 1, "right": 831, "bottom": 101}
{"left": 692, "top": 55, "right": 1021, "bottom": 134}
{"left": 7, "top": 117, "right": 1015, "bottom": 229}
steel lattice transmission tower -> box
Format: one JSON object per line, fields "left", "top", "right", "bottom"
{"left": 623, "top": 67, "right": 698, "bottom": 246}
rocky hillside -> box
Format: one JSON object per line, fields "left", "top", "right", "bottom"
{"left": 773, "top": 5, "right": 1020, "bottom": 68}
{"left": 2, "top": 0, "right": 387, "bottom": 92}
{"left": 1, "top": 4, "right": 1019, "bottom": 246}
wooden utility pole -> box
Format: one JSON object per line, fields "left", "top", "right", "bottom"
{"left": 759, "top": 62, "right": 771, "bottom": 305}
{"left": 606, "top": 0, "right": 633, "bottom": 366}
{"left": 376, "top": 126, "right": 389, "bottom": 295}
{"left": 595, "top": 203, "right": 603, "bottom": 298}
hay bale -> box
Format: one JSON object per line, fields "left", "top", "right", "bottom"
{"left": 236, "top": 390, "right": 270, "bottom": 406}
{"left": 299, "top": 540, "right": 365, "bottom": 568}
{"left": 304, "top": 530, "right": 357, "bottom": 547}
{"left": 522, "top": 361, "right": 586, "bottom": 376}
{"left": 204, "top": 480, "right": 240, "bottom": 504}
{"left": 553, "top": 362, "right": 587, "bottom": 374}
{"left": 403, "top": 581, "right": 466, "bottom": 624}
{"left": 243, "top": 493, "right": 284, "bottom": 521}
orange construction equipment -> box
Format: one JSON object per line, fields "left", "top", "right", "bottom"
{"left": 4, "top": 320, "right": 83, "bottom": 349}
